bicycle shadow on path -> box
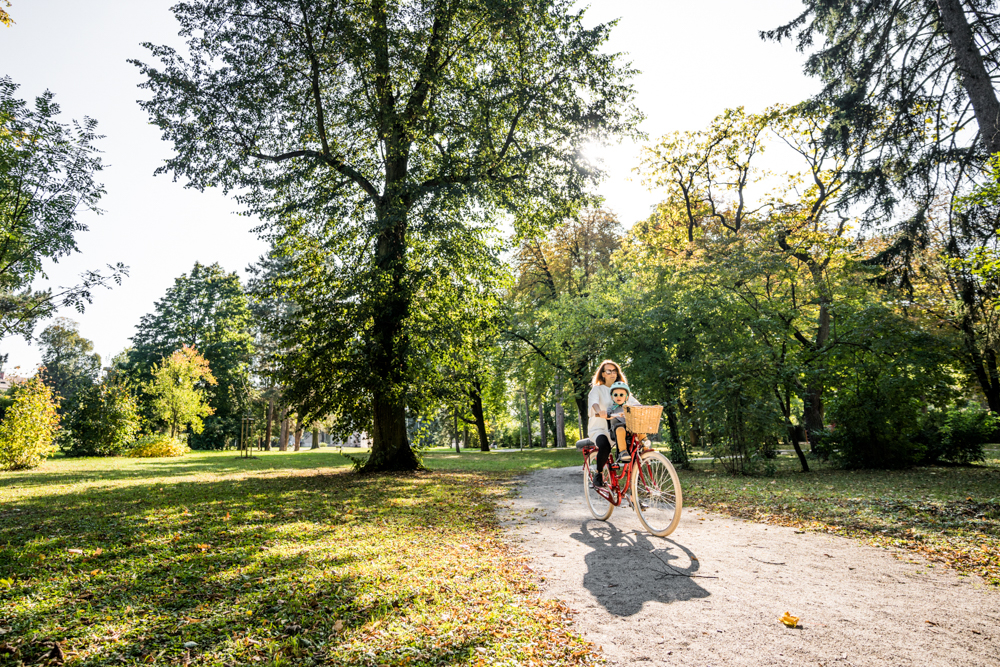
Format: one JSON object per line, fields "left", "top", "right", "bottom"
{"left": 569, "top": 519, "right": 710, "bottom": 616}
{"left": 505, "top": 464, "right": 1000, "bottom": 667}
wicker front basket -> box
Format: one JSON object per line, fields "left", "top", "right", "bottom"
{"left": 623, "top": 405, "right": 663, "bottom": 434}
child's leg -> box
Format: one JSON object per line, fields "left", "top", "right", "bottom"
{"left": 615, "top": 425, "right": 627, "bottom": 454}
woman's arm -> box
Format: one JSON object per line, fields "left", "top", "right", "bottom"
{"left": 588, "top": 386, "right": 607, "bottom": 419}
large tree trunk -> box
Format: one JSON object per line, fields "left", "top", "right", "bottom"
{"left": 522, "top": 388, "right": 533, "bottom": 447}
{"left": 666, "top": 404, "right": 681, "bottom": 445}
{"left": 572, "top": 382, "right": 589, "bottom": 438}
{"left": 361, "top": 205, "right": 420, "bottom": 472}
{"left": 293, "top": 420, "right": 302, "bottom": 451}
{"left": 777, "top": 387, "right": 809, "bottom": 473}
{"left": 802, "top": 298, "right": 831, "bottom": 435}
{"left": 311, "top": 426, "right": 319, "bottom": 449}
{"left": 366, "top": 390, "right": 421, "bottom": 470}
{"left": 470, "top": 378, "right": 490, "bottom": 451}
{"left": 279, "top": 416, "right": 288, "bottom": 452}
{"left": 961, "top": 315, "right": 1000, "bottom": 411}
{"left": 264, "top": 397, "right": 274, "bottom": 451}
{"left": 937, "top": 0, "right": 1000, "bottom": 154}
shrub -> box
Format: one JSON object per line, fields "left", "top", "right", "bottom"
{"left": 0, "top": 378, "right": 60, "bottom": 470}
{"left": 126, "top": 434, "right": 188, "bottom": 458}
{"left": 917, "top": 402, "right": 993, "bottom": 465}
{"left": 825, "top": 380, "right": 926, "bottom": 469}
{"left": 700, "top": 387, "right": 783, "bottom": 475}
{"left": 63, "top": 382, "right": 142, "bottom": 456}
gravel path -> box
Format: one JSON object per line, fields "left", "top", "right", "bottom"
{"left": 501, "top": 465, "right": 1000, "bottom": 666}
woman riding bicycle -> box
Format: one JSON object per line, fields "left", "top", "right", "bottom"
{"left": 587, "top": 359, "right": 639, "bottom": 487}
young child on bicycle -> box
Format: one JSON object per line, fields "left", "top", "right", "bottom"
{"left": 607, "top": 381, "right": 640, "bottom": 463}
{"left": 590, "top": 380, "right": 641, "bottom": 488}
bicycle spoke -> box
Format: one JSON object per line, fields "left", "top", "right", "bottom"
{"left": 584, "top": 453, "right": 614, "bottom": 520}
{"left": 631, "top": 452, "right": 682, "bottom": 536}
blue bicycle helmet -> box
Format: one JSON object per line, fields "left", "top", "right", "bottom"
{"left": 609, "top": 381, "right": 630, "bottom": 396}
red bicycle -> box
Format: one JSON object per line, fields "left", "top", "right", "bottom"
{"left": 579, "top": 406, "right": 683, "bottom": 537}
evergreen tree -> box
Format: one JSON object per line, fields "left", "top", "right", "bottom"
{"left": 766, "top": 1, "right": 1000, "bottom": 410}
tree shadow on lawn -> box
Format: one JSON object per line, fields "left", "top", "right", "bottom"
{"left": 0, "top": 469, "right": 510, "bottom": 666}
{"left": 1, "top": 450, "right": 353, "bottom": 490}
{"left": 570, "top": 520, "right": 710, "bottom": 617}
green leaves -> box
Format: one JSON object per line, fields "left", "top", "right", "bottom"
{"left": 146, "top": 346, "right": 217, "bottom": 439}
{"left": 126, "top": 262, "right": 255, "bottom": 448}
{"left": 62, "top": 381, "right": 142, "bottom": 457}
{"left": 0, "top": 377, "right": 59, "bottom": 470}
{"left": 133, "top": 0, "right": 640, "bottom": 468}
{"left": 0, "top": 77, "right": 126, "bottom": 341}
{"left": 38, "top": 317, "right": 101, "bottom": 411}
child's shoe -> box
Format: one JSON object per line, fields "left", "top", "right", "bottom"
{"left": 618, "top": 449, "right": 631, "bottom": 463}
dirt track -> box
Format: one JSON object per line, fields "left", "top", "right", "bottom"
{"left": 501, "top": 465, "right": 1000, "bottom": 666}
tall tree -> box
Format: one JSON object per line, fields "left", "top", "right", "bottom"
{"left": 0, "top": 77, "right": 126, "bottom": 349}
{"left": 37, "top": 317, "right": 101, "bottom": 410}
{"left": 147, "top": 346, "right": 217, "bottom": 438}
{"left": 127, "top": 262, "right": 254, "bottom": 448}
{"left": 508, "top": 209, "right": 622, "bottom": 433}
{"left": 766, "top": 0, "right": 1000, "bottom": 409}
{"left": 134, "top": 0, "right": 639, "bottom": 471}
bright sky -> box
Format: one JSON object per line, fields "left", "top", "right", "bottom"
{"left": 0, "top": 0, "right": 817, "bottom": 372}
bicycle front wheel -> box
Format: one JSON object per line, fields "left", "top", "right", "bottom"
{"left": 584, "top": 452, "right": 614, "bottom": 520}
{"left": 631, "top": 450, "right": 682, "bottom": 536}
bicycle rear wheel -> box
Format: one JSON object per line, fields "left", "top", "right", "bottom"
{"left": 631, "top": 450, "right": 682, "bottom": 536}
{"left": 584, "top": 452, "right": 614, "bottom": 520}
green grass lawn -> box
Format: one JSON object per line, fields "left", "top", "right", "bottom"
{"left": 0, "top": 449, "right": 595, "bottom": 667}
{"left": 3, "top": 444, "right": 998, "bottom": 665}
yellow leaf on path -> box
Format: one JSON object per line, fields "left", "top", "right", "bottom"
{"left": 779, "top": 612, "right": 800, "bottom": 628}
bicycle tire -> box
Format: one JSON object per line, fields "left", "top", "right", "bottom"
{"left": 584, "top": 452, "right": 614, "bottom": 520}
{"left": 631, "top": 450, "right": 682, "bottom": 536}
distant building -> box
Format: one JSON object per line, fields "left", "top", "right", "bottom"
{"left": 0, "top": 372, "right": 27, "bottom": 392}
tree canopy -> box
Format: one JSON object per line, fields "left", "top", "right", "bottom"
{"left": 126, "top": 262, "right": 254, "bottom": 448}
{"left": 0, "top": 77, "right": 126, "bottom": 347}
{"left": 147, "top": 346, "right": 217, "bottom": 439}
{"left": 38, "top": 317, "right": 101, "bottom": 411}
{"left": 134, "top": 0, "right": 640, "bottom": 471}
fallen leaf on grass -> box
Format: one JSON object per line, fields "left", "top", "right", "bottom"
{"left": 779, "top": 612, "right": 800, "bottom": 628}
{"left": 67, "top": 549, "right": 83, "bottom": 555}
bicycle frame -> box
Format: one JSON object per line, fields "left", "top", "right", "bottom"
{"left": 580, "top": 432, "right": 651, "bottom": 505}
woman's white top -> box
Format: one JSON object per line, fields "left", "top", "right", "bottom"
{"left": 587, "top": 384, "right": 640, "bottom": 439}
